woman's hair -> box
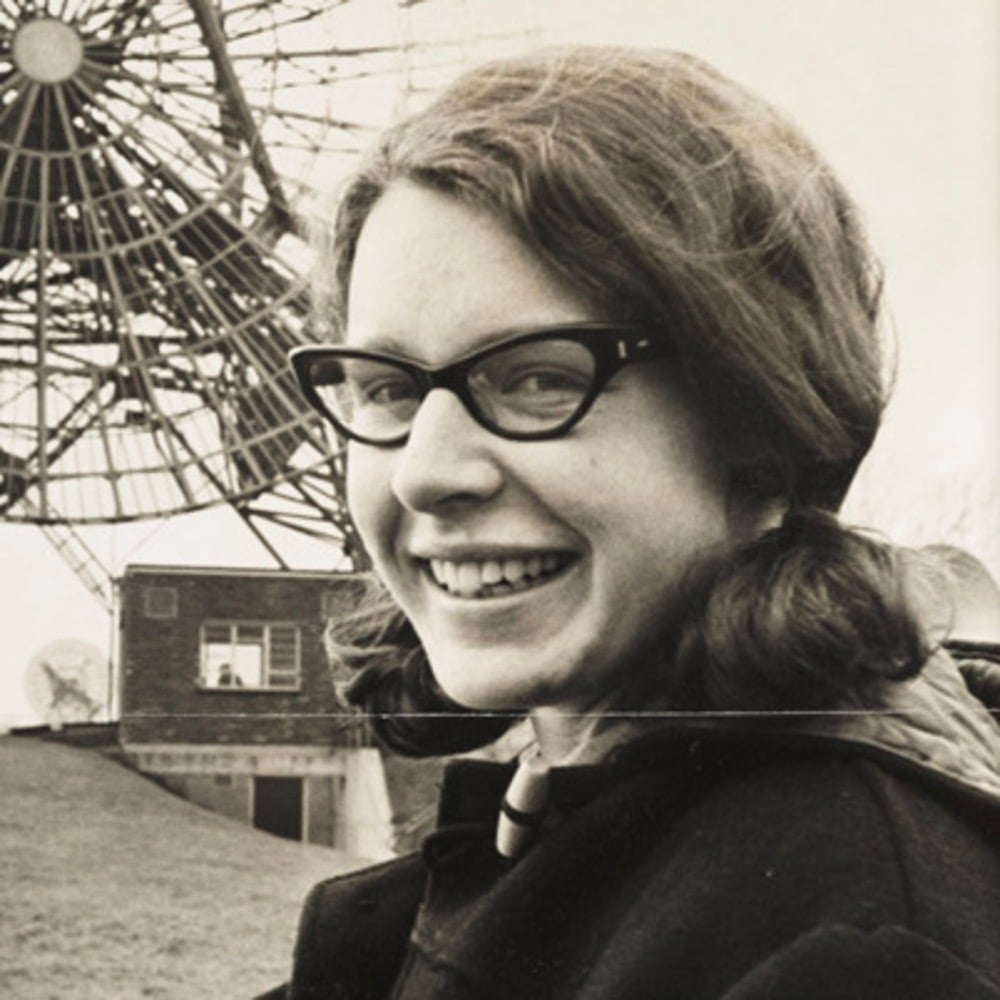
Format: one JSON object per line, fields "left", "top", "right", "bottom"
{"left": 315, "top": 46, "right": 931, "bottom": 754}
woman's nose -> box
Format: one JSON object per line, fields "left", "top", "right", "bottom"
{"left": 390, "top": 389, "right": 505, "bottom": 512}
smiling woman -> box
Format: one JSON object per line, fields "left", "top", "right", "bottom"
{"left": 336, "top": 182, "right": 736, "bottom": 725}
{"left": 268, "top": 46, "right": 1000, "bottom": 1000}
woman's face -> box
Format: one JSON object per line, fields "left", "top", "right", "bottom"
{"left": 344, "top": 181, "right": 739, "bottom": 713}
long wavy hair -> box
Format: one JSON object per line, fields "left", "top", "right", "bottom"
{"left": 313, "top": 46, "right": 930, "bottom": 756}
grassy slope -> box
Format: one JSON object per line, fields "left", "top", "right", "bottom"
{"left": 1, "top": 737, "right": 364, "bottom": 999}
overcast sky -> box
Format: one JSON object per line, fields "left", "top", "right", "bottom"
{"left": 2, "top": 0, "right": 997, "bottom": 727}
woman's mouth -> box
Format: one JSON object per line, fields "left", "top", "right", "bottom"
{"left": 423, "top": 553, "right": 576, "bottom": 599}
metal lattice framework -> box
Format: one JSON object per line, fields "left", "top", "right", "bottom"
{"left": 0, "top": 0, "right": 461, "bottom": 573}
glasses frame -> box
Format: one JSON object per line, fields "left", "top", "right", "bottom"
{"left": 288, "top": 322, "right": 670, "bottom": 446}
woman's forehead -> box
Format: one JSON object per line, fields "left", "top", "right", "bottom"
{"left": 344, "top": 182, "right": 591, "bottom": 361}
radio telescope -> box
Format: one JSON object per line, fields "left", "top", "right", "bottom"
{"left": 25, "top": 637, "right": 107, "bottom": 728}
{"left": 1, "top": 0, "right": 523, "bottom": 593}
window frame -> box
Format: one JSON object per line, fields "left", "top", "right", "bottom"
{"left": 198, "top": 620, "right": 302, "bottom": 691}
{"left": 143, "top": 586, "right": 178, "bottom": 619}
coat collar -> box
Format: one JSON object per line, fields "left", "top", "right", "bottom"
{"left": 789, "top": 646, "right": 1000, "bottom": 801}
{"left": 432, "top": 646, "right": 1000, "bottom": 842}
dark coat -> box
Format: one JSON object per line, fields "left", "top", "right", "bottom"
{"left": 264, "top": 653, "right": 1000, "bottom": 999}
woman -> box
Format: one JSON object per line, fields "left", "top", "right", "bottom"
{"left": 271, "top": 47, "right": 1000, "bottom": 999}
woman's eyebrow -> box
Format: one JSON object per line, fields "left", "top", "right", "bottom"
{"left": 344, "top": 324, "right": 565, "bottom": 365}
{"left": 345, "top": 332, "right": 412, "bottom": 355}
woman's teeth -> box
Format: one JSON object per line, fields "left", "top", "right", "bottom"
{"left": 427, "top": 554, "right": 568, "bottom": 598}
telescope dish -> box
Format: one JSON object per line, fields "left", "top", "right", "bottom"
{"left": 0, "top": 0, "right": 424, "bottom": 568}
{"left": 1, "top": 0, "right": 538, "bottom": 573}
{"left": 25, "top": 637, "right": 106, "bottom": 728}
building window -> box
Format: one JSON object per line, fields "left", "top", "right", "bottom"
{"left": 144, "top": 586, "right": 178, "bottom": 619}
{"left": 199, "top": 622, "right": 301, "bottom": 690}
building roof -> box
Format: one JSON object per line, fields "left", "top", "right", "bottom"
{"left": 123, "top": 563, "right": 353, "bottom": 582}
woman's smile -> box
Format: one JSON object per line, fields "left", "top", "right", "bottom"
{"left": 410, "top": 545, "right": 594, "bottom": 660}
{"left": 421, "top": 551, "right": 578, "bottom": 599}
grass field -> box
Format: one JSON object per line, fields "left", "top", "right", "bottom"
{"left": 1, "top": 737, "right": 363, "bottom": 999}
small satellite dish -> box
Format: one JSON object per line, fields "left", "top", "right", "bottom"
{"left": 25, "top": 639, "right": 106, "bottom": 730}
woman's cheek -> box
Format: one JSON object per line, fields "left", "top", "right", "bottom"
{"left": 346, "top": 444, "right": 393, "bottom": 562}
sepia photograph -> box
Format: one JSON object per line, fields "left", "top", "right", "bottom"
{"left": 1, "top": 1, "right": 997, "bottom": 997}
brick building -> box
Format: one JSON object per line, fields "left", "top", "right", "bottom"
{"left": 118, "top": 564, "right": 428, "bottom": 859}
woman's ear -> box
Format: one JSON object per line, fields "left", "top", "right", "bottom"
{"left": 724, "top": 469, "right": 787, "bottom": 542}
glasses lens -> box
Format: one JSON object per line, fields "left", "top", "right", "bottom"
{"left": 468, "top": 337, "right": 596, "bottom": 433}
{"left": 306, "top": 356, "right": 422, "bottom": 440}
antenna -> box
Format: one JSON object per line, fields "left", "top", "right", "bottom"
{"left": 25, "top": 639, "right": 108, "bottom": 730}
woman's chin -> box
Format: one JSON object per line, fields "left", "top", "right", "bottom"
{"left": 428, "top": 647, "right": 589, "bottom": 715}
{"left": 431, "top": 655, "right": 544, "bottom": 715}
{"left": 432, "top": 671, "right": 535, "bottom": 714}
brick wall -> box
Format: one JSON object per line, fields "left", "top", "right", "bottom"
{"left": 119, "top": 567, "right": 365, "bottom": 747}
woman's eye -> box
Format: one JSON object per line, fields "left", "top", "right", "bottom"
{"left": 502, "top": 368, "right": 588, "bottom": 396}
{"left": 357, "top": 377, "right": 417, "bottom": 406}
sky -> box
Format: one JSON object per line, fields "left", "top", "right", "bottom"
{"left": 2, "top": 0, "right": 998, "bottom": 728}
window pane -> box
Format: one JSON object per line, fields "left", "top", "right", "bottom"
{"left": 144, "top": 586, "right": 178, "bottom": 619}
{"left": 232, "top": 641, "right": 263, "bottom": 686}
{"left": 203, "top": 624, "right": 231, "bottom": 644}
{"left": 203, "top": 642, "right": 234, "bottom": 687}
{"left": 270, "top": 627, "right": 299, "bottom": 673}
{"left": 269, "top": 626, "right": 299, "bottom": 687}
